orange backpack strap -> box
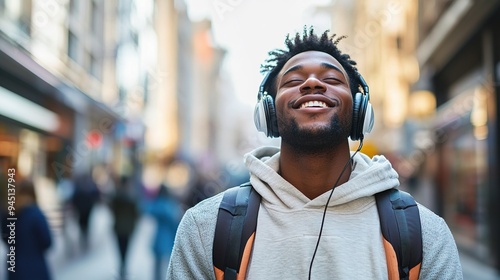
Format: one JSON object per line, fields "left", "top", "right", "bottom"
{"left": 376, "top": 189, "right": 423, "bottom": 280}
{"left": 213, "top": 183, "right": 260, "bottom": 280}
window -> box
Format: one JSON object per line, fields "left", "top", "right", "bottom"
{"left": 91, "top": 1, "right": 99, "bottom": 34}
{"left": 67, "top": 30, "right": 79, "bottom": 63}
{"left": 90, "top": 54, "right": 102, "bottom": 80}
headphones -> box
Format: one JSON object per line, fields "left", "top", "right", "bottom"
{"left": 253, "top": 71, "right": 374, "bottom": 140}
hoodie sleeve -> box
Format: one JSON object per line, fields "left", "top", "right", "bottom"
{"left": 166, "top": 194, "right": 222, "bottom": 280}
{"left": 418, "top": 205, "right": 463, "bottom": 280}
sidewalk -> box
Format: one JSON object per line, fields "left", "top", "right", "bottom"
{"left": 461, "top": 251, "right": 500, "bottom": 280}
{"left": 49, "top": 203, "right": 155, "bottom": 280}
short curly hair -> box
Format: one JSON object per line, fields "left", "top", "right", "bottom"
{"left": 260, "top": 26, "right": 360, "bottom": 98}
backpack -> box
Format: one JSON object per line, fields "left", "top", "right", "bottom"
{"left": 213, "top": 182, "right": 423, "bottom": 280}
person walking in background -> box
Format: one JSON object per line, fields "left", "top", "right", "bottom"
{"left": 2, "top": 179, "right": 53, "bottom": 280}
{"left": 71, "top": 172, "right": 100, "bottom": 250}
{"left": 146, "top": 183, "right": 183, "bottom": 280}
{"left": 110, "top": 175, "right": 140, "bottom": 280}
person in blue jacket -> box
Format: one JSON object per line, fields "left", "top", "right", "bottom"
{"left": 2, "top": 179, "right": 53, "bottom": 280}
{"left": 145, "top": 183, "right": 183, "bottom": 280}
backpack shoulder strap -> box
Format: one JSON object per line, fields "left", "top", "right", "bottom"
{"left": 213, "top": 182, "right": 261, "bottom": 280}
{"left": 213, "top": 185, "right": 423, "bottom": 280}
{"left": 376, "top": 188, "right": 423, "bottom": 280}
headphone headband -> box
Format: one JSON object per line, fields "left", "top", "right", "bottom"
{"left": 357, "top": 73, "right": 370, "bottom": 101}
{"left": 258, "top": 71, "right": 272, "bottom": 100}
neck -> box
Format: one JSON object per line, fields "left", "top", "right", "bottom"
{"left": 279, "top": 141, "right": 353, "bottom": 200}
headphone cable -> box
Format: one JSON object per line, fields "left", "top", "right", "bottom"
{"left": 308, "top": 138, "right": 364, "bottom": 280}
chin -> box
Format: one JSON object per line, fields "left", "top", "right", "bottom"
{"left": 282, "top": 127, "right": 346, "bottom": 149}
{"left": 279, "top": 118, "right": 350, "bottom": 150}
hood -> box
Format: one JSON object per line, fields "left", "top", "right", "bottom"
{"left": 244, "top": 146, "right": 400, "bottom": 209}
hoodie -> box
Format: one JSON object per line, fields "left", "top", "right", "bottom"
{"left": 167, "top": 147, "right": 463, "bottom": 279}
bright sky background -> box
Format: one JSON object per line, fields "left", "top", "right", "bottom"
{"left": 184, "top": 0, "right": 333, "bottom": 108}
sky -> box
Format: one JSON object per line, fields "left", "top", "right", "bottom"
{"left": 184, "top": 0, "right": 333, "bottom": 108}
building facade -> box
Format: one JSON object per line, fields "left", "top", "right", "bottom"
{"left": 0, "top": 0, "right": 159, "bottom": 230}
{"left": 413, "top": 0, "right": 500, "bottom": 271}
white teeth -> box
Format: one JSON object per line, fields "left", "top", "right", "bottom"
{"left": 300, "top": 101, "right": 327, "bottom": 109}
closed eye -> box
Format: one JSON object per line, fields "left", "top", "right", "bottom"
{"left": 323, "top": 77, "right": 343, "bottom": 84}
{"left": 282, "top": 79, "right": 303, "bottom": 86}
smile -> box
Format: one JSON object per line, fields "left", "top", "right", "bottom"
{"left": 299, "top": 101, "right": 328, "bottom": 109}
{"left": 293, "top": 95, "right": 338, "bottom": 109}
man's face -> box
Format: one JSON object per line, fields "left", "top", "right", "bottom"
{"left": 275, "top": 51, "right": 353, "bottom": 149}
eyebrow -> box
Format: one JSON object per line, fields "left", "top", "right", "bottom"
{"left": 282, "top": 62, "right": 345, "bottom": 77}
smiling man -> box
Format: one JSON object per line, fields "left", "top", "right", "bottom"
{"left": 166, "top": 27, "right": 463, "bottom": 280}
{"left": 275, "top": 50, "right": 355, "bottom": 199}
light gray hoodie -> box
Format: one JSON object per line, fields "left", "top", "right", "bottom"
{"left": 167, "top": 147, "right": 463, "bottom": 279}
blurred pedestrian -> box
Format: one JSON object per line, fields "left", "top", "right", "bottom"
{"left": 145, "top": 183, "right": 182, "bottom": 280}
{"left": 72, "top": 172, "right": 100, "bottom": 250}
{"left": 109, "top": 175, "right": 140, "bottom": 279}
{"left": 1, "top": 179, "right": 53, "bottom": 280}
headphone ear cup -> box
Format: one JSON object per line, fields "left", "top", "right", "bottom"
{"left": 362, "top": 102, "right": 374, "bottom": 136}
{"left": 350, "top": 92, "right": 366, "bottom": 141}
{"left": 263, "top": 95, "right": 279, "bottom": 138}
{"left": 254, "top": 98, "right": 268, "bottom": 136}
{"left": 254, "top": 95, "right": 279, "bottom": 137}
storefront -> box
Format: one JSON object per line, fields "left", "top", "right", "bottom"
{"left": 0, "top": 81, "right": 73, "bottom": 175}
{"left": 433, "top": 70, "right": 493, "bottom": 260}
{"left": 0, "top": 36, "right": 123, "bottom": 232}
{"left": 426, "top": 11, "right": 500, "bottom": 270}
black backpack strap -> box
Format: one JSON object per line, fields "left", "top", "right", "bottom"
{"left": 213, "top": 182, "right": 261, "bottom": 280}
{"left": 376, "top": 188, "right": 423, "bottom": 280}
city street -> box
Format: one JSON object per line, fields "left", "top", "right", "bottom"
{"left": 49, "top": 203, "right": 156, "bottom": 280}
{"left": 1, "top": 0, "right": 500, "bottom": 278}
{"left": 461, "top": 251, "right": 500, "bottom": 280}
{"left": 0, "top": 202, "right": 156, "bottom": 280}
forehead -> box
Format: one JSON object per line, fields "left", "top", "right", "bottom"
{"left": 279, "top": 51, "right": 347, "bottom": 77}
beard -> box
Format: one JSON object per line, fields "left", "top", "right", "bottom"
{"left": 278, "top": 114, "right": 351, "bottom": 153}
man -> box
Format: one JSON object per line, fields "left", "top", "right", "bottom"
{"left": 167, "top": 27, "right": 463, "bottom": 279}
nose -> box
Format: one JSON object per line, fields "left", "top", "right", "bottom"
{"left": 299, "top": 77, "right": 326, "bottom": 94}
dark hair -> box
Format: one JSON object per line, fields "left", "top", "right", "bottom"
{"left": 260, "top": 26, "right": 360, "bottom": 98}
{"left": 18, "top": 179, "right": 37, "bottom": 201}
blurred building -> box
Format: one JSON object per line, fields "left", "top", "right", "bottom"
{"left": 176, "top": 17, "right": 226, "bottom": 160}
{"left": 114, "top": 0, "right": 159, "bottom": 184}
{"left": 143, "top": 0, "right": 180, "bottom": 160}
{"left": 0, "top": 0, "right": 160, "bottom": 230}
{"left": 174, "top": 6, "right": 242, "bottom": 198}
{"left": 412, "top": 0, "right": 500, "bottom": 272}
